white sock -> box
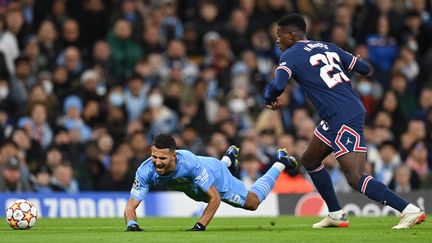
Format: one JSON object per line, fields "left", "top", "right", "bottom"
{"left": 329, "top": 210, "right": 344, "bottom": 219}
{"left": 272, "top": 162, "right": 285, "bottom": 172}
{"left": 221, "top": 156, "right": 232, "bottom": 167}
{"left": 402, "top": 203, "right": 421, "bottom": 214}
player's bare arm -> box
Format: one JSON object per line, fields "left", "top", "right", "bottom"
{"left": 189, "top": 184, "right": 221, "bottom": 231}
{"left": 124, "top": 197, "right": 143, "bottom": 231}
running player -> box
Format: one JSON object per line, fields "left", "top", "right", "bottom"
{"left": 264, "top": 13, "right": 425, "bottom": 229}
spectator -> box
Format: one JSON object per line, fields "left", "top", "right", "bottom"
{"left": 50, "top": 162, "right": 79, "bottom": 193}
{"left": 78, "top": 0, "right": 110, "bottom": 48}
{"left": 124, "top": 75, "right": 149, "bottom": 121}
{"left": 91, "top": 41, "right": 112, "bottom": 83}
{"left": 405, "top": 141, "right": 430, "bottom": 180}
{"left": 223, "top": 9, "right": 251, "bottom": 57}
{"left": 389, "top": 164, "right": 420, "bottom": 193}
{"left": 60, "top": 19, "right": 81, "bottom": 50}
{"left": 0, "top": 16, "right": 19, "bottom": 75}
{"left": 28, "top": 102, "right": 53, "bottom": 149}
{"left": 97, "top": 133, "right": 113, "bottom": 169}
{"left": 5, "top": 9, "right": 31, "bottom": 50}
{"left": 0, "top": 157, "right": 32, "bottom": 192}
{"left": 57, "top": 95, "right": 92, "bottom": 142}
{"left": 107, "top": 19, "right": 141, "bottom": 81}
{"left": 390, "top": 72, "right": 416, "bottom": 118}
{"left": 147, "top": 87, "right": 178, "bottom": 138}
{"left": 111, "top": 0, "right": 144, "bottom": 42}
{"left": 373, "top": 141, "right": 401, "bottom": 186}
{"left": 96, "top": 153, "right": 133, "bottom": 191}
{"left": 0, "top": 79, "right": 12, "bottom": 113}
{"left": 366, "top": 16, "right": 399, "bottom": 85}
{"left": 9, "top": 56, "right": 36, "bottom": 115}
{"left": 239, "top": 153, "right": 263, "bottom": 188}
{"left": 129, "top": 131, "right": 149, "bottom": 171}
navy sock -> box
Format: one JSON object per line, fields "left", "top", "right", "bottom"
{"left": 307, "top": 163, "right": 341, "bottom": 212}
{"left": 358, "top": 175, "right": 408, "bottom": 212}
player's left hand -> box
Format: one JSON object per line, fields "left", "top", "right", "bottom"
{"left": 187, "top": 222, "right": 206, "bottom": 231}
{"left": 266, "top": 99, "right": 281, "bottom": 110}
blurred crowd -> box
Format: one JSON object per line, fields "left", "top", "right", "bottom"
{"left": 0, "top": 0, "right": 432, "bottom": 194}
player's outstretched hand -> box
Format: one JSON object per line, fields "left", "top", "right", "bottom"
{"left": 266, "top": 99, "right": 281, "bottom": 110}
{"left": 126, "top": 224, "right": 143, "bottom": 232}
{"left": 187, "top": 222, "right": 206, "bottom": 231}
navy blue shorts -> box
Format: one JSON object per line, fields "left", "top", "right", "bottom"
{"left": 314, "top": 118, "right": 367, "bottom": 158}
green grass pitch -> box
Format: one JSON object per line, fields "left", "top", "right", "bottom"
{"left": 1, "top": 216, "right": 430, "bottom": 243}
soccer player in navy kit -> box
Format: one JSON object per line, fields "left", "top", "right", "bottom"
{"left": 264, "top": 14, "right": 425, "bottom": 229}
{"left": 124, "top": 134, "right": 297, "bottom": 231}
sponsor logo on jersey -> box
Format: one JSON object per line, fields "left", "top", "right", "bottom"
{"left": 196, "top": 169, "right": 209, "bottom": 184}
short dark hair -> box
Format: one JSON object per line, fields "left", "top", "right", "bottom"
{"left": 278, "top": 13, "right": 306, "bottom": 32}
{"left": 153, "top": 134, "right": 176, "bottom": 151}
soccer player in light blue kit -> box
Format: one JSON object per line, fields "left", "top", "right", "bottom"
{"left": 124, "top": 134, "right": 297, "bottom": 231}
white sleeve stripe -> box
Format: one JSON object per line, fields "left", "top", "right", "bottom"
{"left": 276, "top": 66, "right": 292, "bottom": 78}
{"left": 348, "top": 56, "right": 357, "bottom": 71}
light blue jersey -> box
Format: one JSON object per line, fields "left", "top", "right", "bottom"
{"left": 130, "top": 150, "right": 248, "bottom": 207}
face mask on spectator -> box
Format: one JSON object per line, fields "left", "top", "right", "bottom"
{"left": 0, "top": 87, "right": 9, "bottom": 100}
{"left": 42, "top": 80, "right": 54, "bottom": 95}
{"left": 109, "top": 92, "right": 124, "bottom": 107}
{"left": 229, "top": 98, "right": 247, "bottom": 113}
{"left": 357, "top": 82, "right": 373, "bottom": 96}
{"left": 148, "top": 94, "right": 163, "bottom": 108}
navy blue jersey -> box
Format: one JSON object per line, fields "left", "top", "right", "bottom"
{"left": 265, "top": 40, "right": 371, "bottom": 124}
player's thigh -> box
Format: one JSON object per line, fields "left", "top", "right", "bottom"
{"left": 220, "top": 176, "right": 249, "bottom": 208}
{"left": 332, "top": 123, "right": 368, "bottom": 186}
{"left": 337, "top": 152, "right": 367, "bottom": 187}
{"left": 301, "top": 123, "right": 333, "bottom": 168}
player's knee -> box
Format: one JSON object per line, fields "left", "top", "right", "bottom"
{"left": 244, "top": 193, "right": 260, "bottom": 211}
{"left": 247, "top": 201, "right": 259, "bottom": 211}
{"left": 344, "top": 171, "right": 362, "bottom": 189}
{"left": 300, "top": 154, "right": 317, "bottom": 170}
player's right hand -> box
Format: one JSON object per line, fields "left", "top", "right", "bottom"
{"left": 126, "top": 224, "right": 143, "bottom": 232}
{"left": 266, "top": 99, "right": 281, "bottom": 110}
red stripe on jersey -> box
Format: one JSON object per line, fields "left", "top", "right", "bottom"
{"left": 348, "top": 56, "right": 357, "bottom": 71}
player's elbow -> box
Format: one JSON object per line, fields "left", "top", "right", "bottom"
{"left": 213, "top": 193, "right": 222, "bottom": 205}
{"left": 355, "top": 61, "right": 372, "bottom": 76}
{"left": 209, "top": 193, "right": 221, "bottom": 209}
